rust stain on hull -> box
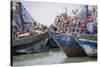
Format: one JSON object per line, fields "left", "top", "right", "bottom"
{"left": 60, "top": 44, "right": 88, "bottom": 57}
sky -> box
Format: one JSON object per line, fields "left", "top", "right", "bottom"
{"left": 21, "top": 1, "right": 91, "bottom": 27}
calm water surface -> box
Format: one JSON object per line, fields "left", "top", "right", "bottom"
{"left": 13, "top": 50, "right": 97, "bottom": 66}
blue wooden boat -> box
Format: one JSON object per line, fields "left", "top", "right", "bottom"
{"left": 78, "top": 34, "right": 97, "bottom": 57}
{"left": 49, "top": 32, "right": 87, "bottom": 57}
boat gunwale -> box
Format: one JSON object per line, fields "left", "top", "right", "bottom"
{"left": 12, "top": 32, "right": 49, "bottom": 46}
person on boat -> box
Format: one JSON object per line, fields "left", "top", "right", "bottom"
{"left": 15, "top": 32, "right": 21, "bottom": 40}
{"left": 15, "top": 35, "right": 21, "bottom": 40}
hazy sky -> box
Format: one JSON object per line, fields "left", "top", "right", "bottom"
{"left": 22, "top": 1, "right": 86, "bottom": 27}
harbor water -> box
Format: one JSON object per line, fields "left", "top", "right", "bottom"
{"left": 13, "top": 49, "right": 97, "bottom": 66}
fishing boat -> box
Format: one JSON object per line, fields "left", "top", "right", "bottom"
{"left": 12, "top": 32, "right": 50, "bottom": 54}
{"left": 78, "top": 34, "right": 97, "bottom": 57}
{"left": 49, "top": 31, "right": 87, "bottom": 57}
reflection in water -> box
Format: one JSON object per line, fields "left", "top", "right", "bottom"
{"left": 13, "top": 50, "right": 97, "bottom": 66}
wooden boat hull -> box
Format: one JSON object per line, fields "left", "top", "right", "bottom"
{"left": 79, "top": 40, "right": 97, "bottom": 57}
{"left": 13, "top": 38, "right": 48, "bottom": 53}
{"left": 49, "top": 32, "right": 88, "bottom": 57}
{"left": 12, "top": 32, "right": 50, "bottom": 54}
{"left": 60, "top": 44, "right": 87, "bottom": 57}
